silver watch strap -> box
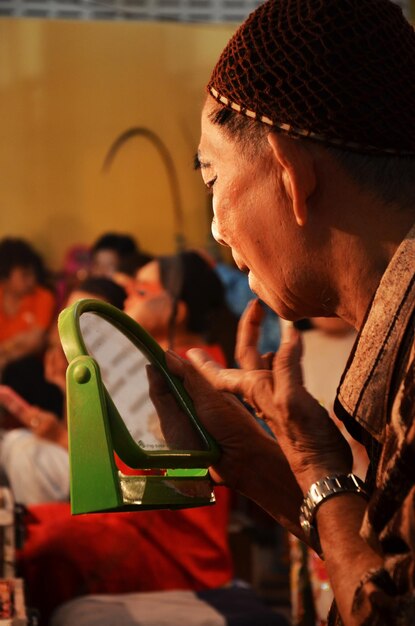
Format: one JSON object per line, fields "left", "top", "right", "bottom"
{"left": 300, "top": 473, "right": 369, "bottom": 557}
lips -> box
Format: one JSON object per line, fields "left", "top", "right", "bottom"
{"left": 233, "top": 254, "right": 249, "bottom": 274}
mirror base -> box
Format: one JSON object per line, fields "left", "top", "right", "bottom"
{"left": 71, "top": 474, "right": 215, "bottom": 515}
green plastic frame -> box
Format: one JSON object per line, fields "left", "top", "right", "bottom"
{"left": 58, "top": 299, "right": 220, "bottom": 514}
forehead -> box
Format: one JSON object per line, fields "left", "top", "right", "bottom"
{"left": 200, "top": 96, "right": 218, "bottom": 131}
{"left": 135, "top": 260, "right": 161, "bottom": 283}
{"left": 199, "top": 96, "right": 268, "bottom": 170}
{"left": 10, "top": 265, "right": 35, "bottom": 277}
{"left": 199, "top": 97, "right": 235, "bottom": 158}
{"left": 66, "top": 290, "right": 107, "bottom": 306}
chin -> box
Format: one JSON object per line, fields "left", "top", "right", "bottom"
{"left": 248, "top": 274, "right": 276, "bottom": 312}
{"left": 248, "top": 275, "right": 305, "bottom": 321}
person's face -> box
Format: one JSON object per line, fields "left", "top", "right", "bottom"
{"left": 198, "top": 97, "right": 311, "bottom": 320}
{"left": 6, "top": 266, "right": 37, "bottom": 297}
{"left": 89, "top": 250, "right": 120, "bottom": 278}
{"left": 124, "top": 261, "right": 174, "bottom": 338}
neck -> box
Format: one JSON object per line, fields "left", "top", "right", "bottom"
{"left": 309, "top": 152, "right": 415, "bottom": 330}
{"left": 330, "top": 209, "right": 414, "bottom": 330}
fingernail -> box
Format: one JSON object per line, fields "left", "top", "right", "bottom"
{"left": 281, "top": 320, "right": 294, "bottom": 344}
{"left": 186, "top": 348, "right": 205, "bottom": 362}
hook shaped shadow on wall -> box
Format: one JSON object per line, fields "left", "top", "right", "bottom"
{"left": 102, "top": 127, "right": 186, "bottom": 252}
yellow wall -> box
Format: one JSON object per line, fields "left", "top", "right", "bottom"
{"left": 0, "top": 18, "right": 235, "bottom": 269}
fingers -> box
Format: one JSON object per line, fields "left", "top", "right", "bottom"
{"left": 167, "top": 349, "right": 235, "bottom": 394}
{"left": 166, "top": 351, "right": 251, "bottom": 419}
{"left": 0, "top": 386, "right": 30, "bottom": 418}
{"left": 235, "top": 299, "right": 264, "bottom": 369}
{"left": 185, "top": 348, "right": 248, "bottom": 396}
{"left": 183, "top": 348, "right": 275, "bottom": 422}
{"left": 21, "top": 406, "right": 49, "bottom": 432}
{"left": 261, "top": 352, "right": 275, "bottom": 370}
{"left": 273, "top": 325, "right": 304, "bottom": 389}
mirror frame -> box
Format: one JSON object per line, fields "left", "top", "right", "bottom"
{"left": 58, "top": 298, "right": 220, "bottom": 469}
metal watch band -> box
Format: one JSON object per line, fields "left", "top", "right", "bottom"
{"left": 299, "top": 473, "right": 369, "bottom": 558}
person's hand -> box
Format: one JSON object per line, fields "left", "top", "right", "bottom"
{"left": 186, "top": 300, "right": 353, "bottom": 493}
{"left": 44, "top": 343, "right": 67, "bottom": 393}
{"left": 21, "top": 406, "right": 68, "bottom": 447}
{"left": 146, "top": 363, "right": 203, "bottom": 451}
{"left": 0, "top": 385, "right": 30, "bottom": 419}
{"left": 163, "top": 350, "right": 278, "bottom": 492}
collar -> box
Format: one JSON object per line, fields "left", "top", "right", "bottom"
{"left": 336, "top": 223, "right": 415, "bottom": 442}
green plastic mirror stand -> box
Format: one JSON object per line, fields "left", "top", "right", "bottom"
{"left": 66, "top": 355, "right": 215, "bottom": 514}
{"left": 67, "top": 355, "right": 123, "bottom": 514}
{"left": 60, "top": 300, "right": 219, "bottom": 514}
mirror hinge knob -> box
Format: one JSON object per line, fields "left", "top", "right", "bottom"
{"left": 73, "top": 363, "right": 92, "bottom": 384}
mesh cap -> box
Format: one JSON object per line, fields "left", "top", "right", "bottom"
{"left": 208, "top": 0, "right": 415, "bottom": 155}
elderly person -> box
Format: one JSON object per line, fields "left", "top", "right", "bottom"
{"left": 161, "top": 1, "right": 415, "bottom": 625}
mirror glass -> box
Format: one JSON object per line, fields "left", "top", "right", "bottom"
{"left": 79, "top": 311, "right": 207, "bottom": 452}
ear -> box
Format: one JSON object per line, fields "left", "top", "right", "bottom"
{"left": 267, "top": 133, "right": 316, "bottom": 226}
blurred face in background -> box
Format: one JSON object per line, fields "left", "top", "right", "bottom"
{"left": 124, "top": 261, "right": 174, "bottom": 340}
{"left": 89, "top": 250, "right": 120, "bottom": 279}
{"left": 5, "top": 266, "right": 37, "bottom": 297}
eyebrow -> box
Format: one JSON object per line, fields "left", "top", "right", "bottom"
{"left": 193, "top": 152, "right": 211, "bottom": 171}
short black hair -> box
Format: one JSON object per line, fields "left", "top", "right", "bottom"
{"left": 159, "top": 251, "right": 225, "bottom": 335}
{"left": 91, "top": 233, "right": 139, "bottom": 259}
{"left": 0, "top": 237, "right": 47, "bottom": 282}
{"left": 158, "top": 251, "right": 239, "bottom": 365}
{"left": 76, "top": 277, "right": 127, "bottom": 310}
{"left": 117, "top": 251, "right": 154, "bottom": 276}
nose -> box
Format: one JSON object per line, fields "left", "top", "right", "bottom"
{"left": 211, "top": 218, "right": 229, "bottom": 248}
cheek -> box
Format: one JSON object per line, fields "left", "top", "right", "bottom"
{"left": 126, "top": 295, "right": 171, "bottom": 329}
{"left": 124, "top": 299, "right": 142, "bottom": 322}
{"left": 212, "top": 188, "right": 245, "bottom": 247}
{"left": 146, "top": 296, "right": 172, "bottom": 323}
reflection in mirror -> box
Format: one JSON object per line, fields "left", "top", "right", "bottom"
{"left": 79, "top": 312, "right": 206, "bottom": 452}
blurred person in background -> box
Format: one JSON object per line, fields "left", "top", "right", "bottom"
{"left": 0, "top": 237, "right": 55, "bottom": 372}
{"left": 125, "top": 250, "right": 239, "bottom": 368}
{"left": 16, "top": 256, "right": 236, "bottom": 626}
{"left": 0, "top": 277, "right": 127, "bottom": 504}
{"left": 89, "top": 232, "right": 141, "bottom": 279}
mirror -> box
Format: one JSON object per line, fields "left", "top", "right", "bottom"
{"left": 79, "top": 311, "right": 206, "bottom": 453}
{"left": 58, "top": 299, "right": 219, "bottom": 514}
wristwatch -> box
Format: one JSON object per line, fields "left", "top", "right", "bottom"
{"left": 299, "top": 473, "right": 369, "bottom": 558}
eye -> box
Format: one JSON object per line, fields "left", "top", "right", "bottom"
{"left": 205, "top": 176, "right": 217, "bottom": 194}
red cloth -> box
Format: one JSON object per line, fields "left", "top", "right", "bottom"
{"left": 17, "top": 344, "right": 232, "bottom": 624}
{"left": 0, "top": 285, "right": 55, "bottom": 342}
{"left": 18, "top": 488, "right": 232, "bottom": 624}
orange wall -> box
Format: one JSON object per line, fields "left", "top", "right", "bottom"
{"left": 0, "top": 18, "right": 234, "bottom": 269}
